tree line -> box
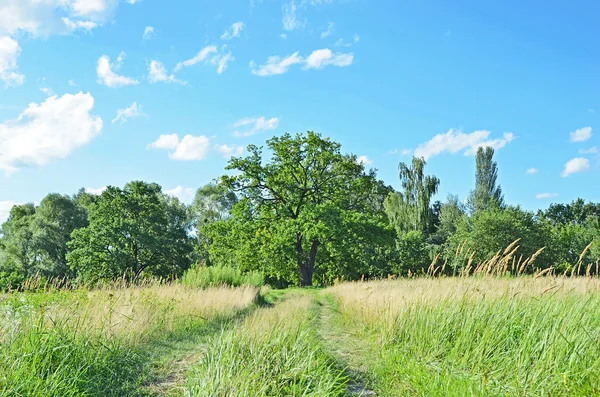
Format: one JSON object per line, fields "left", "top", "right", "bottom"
{"left": 1, "top": 132, "right": 599, "bottom": 289}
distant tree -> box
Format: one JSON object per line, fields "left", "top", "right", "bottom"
{"left": 216, "top": 131, "right": 392, "bottom": 287}
{"left": 67, "top": 181, "right": 193, "bottom": 283}
{"left": 467, "top": 147, "right": 504, "bottom": 213}
{"left": 0, "top": 204, "right": 36, "bottom": 289}
{"left": 541, "top": 199, "right": 600, "bottom": 225}
{"left": 384, "top": 157, "right": 440, "bottom": 236}
{"left": 190, "top": 183, "right": 238, "bottom": 227}
{"left": 430, "top": 194, "right": 466, "bottom": 245}
{"left": 31, "top": 194, "right": 88, "bottom": 278}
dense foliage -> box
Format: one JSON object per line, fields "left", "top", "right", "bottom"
{"left": 1, "top": 131, "right": 599, "bottom": 288}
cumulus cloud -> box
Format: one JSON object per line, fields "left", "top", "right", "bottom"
{"left": 561, "top": 157, "right": 590, "bottom": 177}
{"left": 142, "top": 25, "right": 154, "bottom": 40}
{"left": 0, "top": 92, "right": 103, "bottom": 173}
{"left": 221, "top": 21, "right": 244, "bottom": 40}
{"left": 304, "top": 48, "right": 353, "bottom": 69}
{"left": 413, "top": 129, "right": 515, "bottom": 160}
{"left": 148, "top": 134, "right": 210, "bottom": 161}
{"left": 164, "top": 186, "right": 195, "bottom": 203}
{"left": 525, "top": 168, "right": 538, "bottom": 175}
{"left": 97, "top": 53, "right": 139, "bottom": 88}
{"left": 233, "top": 116, "right": 280, "bottom": 136}
{"left": 147, "top": 60, "right": 185, "bottom": 84}
{"left": 112, "top": 102, "right": 146, "bottom": 124}
{"left": 62, "top": 17, "right": 97, "bottom": 32}
{"left": 570, "top": 126, "right": 592, "bottom": 143}
{"left": 85, "top": 186, "right": 107, "bottom": 195}
{"left": 536, "top": 193, "right": 558, "bottom": 199}
{"left": 0, "top": 36, "right": 24, "bottom": 87}
{"left": 214, "top": 144, "right": 244, "bottom": 158}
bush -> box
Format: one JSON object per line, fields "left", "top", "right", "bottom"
{"left": 181, "top": 265, "right": 264, "bottom": 288}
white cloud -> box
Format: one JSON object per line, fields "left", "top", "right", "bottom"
{"left": 142, "top": 25, "right": 154, "bottom": 40}
{"left": 413, "top": 129, "right": 515, "bottom": 160}
{"left": 175, "top": 46, "right": 217, "bottom": 71}
{"left": 148, "top": 133, "right": 210, "bottom": 161}
{"left": 0, "top": 92, "right": 102, "bottom": 173}
{"left": 335, "top": 34, "right": 360, "bottom": 47}
{"left": 251, "top": 48, "right": 352, "bottom": 76}
{"left": 85, "top": 186, "right": 107, "bottom": 195}
{"left": 96, "top": 53, "right": 138, "bottom": 88}
{"left": 62, "top": 17, "right": 97, "bottom": 32}
{"left": 525, "top": 168, "right": 538, "bottom": 175}
{"left": 170, "top": 135, "right": 210, "bottom": 161}
{"left": 579, "top": 146, "right": 598, "bottom": 155}
{"left": 112, "top": 102, "right": 145, "bottom": 124}
{"left": 40, "top": 86, "right": 54, "bottom": 96}
{"left": 386, "top": 148, "right": 412, "bottom": 156}
{"left": 0, "top": 36, "right": 24, "bottom": 87}
{"left": 148, "top": 133, "right": 179, "bottom": 150}
{"left": 0, "top": 200, "right": 17, "bottom": 224}
{"left": 215, "top": 144, "right": 244, "bottom": 158}
{"left": 233, "top": 116, "right": 280, "bottom": 136}
{"left": 211, "top": 51, "right": 234, "bottom": 74}
{"left": 176, "top": 45, "right": 233, "bottom": 74}
{"left": 357, "top": 155, "right": 372, "bottom": 165}
{"left": 561, "top": 157, "right": 590, "bottom": 177}
{"left": 536, "top": 193, "right": 558, "bottom": 199}
{"left": 280, "top": 33, "right": 287, "bottom": 39}
{"left": 126, "top": 0, "right": 142, "bottom": 4}
{"left": 164, "top": 186, "right": 194, "bottom": 203}
{"left": 570, "top": 126, "right": 592, "bottom": 143}
{"left": 282, "top": 1, "right": 304, "bottom": 31}
{"left": 147, "top": 60, "right": 184, "bottom": 84}
{"left": 304, "top": 48, "right": 353, "bottom": 69}
{"left": 68, "top": 79, "right": 78, "bottom": 86}
{"left": 321, "top": 22, "right": 334, "bottom": 38}
{"left": 251, "top": 52, "right": 302, "bottom": 76}
{"left": 221, "top": 21, "right": 244, "bottom": 40}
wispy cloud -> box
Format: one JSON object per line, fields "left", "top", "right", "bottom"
{"left": 234, "top": 116, "right": 280, "bottom": 136}
{"left": 282, "top": 1, "right": 305, "bottom": 31}
{"left": 147, "top": 60, "right": 185, "bottom": 84}
{"left": 251, "top": 48, "right": 353, "bottom": 76}
{"left": 386, "top": 148, "right": 413, "bottom": 156}
{"left": 175, "top": 45, "right": 234, "bottom": 74}
{"left": 321, "top": 22, "right": 334, "bottom": 38}
{"left": 579, "top": 146, "right": 598, "bottom": 155}
{"left": 357, "top": 155, "right": 372, "bottom": 165}
{"left": 525, "top": 168, "right": 538, "bottom": 175}
{"left": 142, "top": 26, "right": 155, "bottom": 40}
{"left": 536, "top": 193, "right": 558, "bottom": 199}
{"left": 413, "top": 129, "right": 514, "bottom": 160}
{"left": 214, "top": 144, "right": 244, "bottom": 158}
{"left": 164, "top": 186, "right": 195, "bottom": 203}
{"left": 112, "top": 102, "right": 146, "bottom": 124}
{"left": 221, "top": 22, "right": 244, "bottom": 40}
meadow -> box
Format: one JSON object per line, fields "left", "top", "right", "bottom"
{"left": 1, "top": 272, "right": 599, "bottom": 396}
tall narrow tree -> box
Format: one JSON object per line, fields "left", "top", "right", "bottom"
{"left": 384, "top": 157, "right": 440, "bottom": 236}
{"left": 467, "top": 147, "right": 504, "bottom": 213}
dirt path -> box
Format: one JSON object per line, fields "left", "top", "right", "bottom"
{"left": 314, "top": 292, "right": 377, "bottom": 397}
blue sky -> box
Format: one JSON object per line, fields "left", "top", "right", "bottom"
{"left": 1, "top": 0, "right": 599, "bottom": 223}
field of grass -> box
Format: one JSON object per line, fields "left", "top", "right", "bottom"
{"left": 2, "top": 276, "right": 599, "bottom": 396}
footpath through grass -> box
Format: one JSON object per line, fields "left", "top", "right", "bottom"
{"left": 325, "top": 277, "right": 600, "bottom": 397}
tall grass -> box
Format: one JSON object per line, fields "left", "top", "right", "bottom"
{"left": 181, "top": 265, "right": 264, "bottom": 289}
{"left": 0, "top": 285, "right": 258, "bottom": 396}
{"left": 185, "top": 292, "right": 348, "bottom": 396}
{"left": 330, "top": 277, "right": 600, "bottom": 396}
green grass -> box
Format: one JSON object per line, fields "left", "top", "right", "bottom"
{"left": 185, "top": 291, "right": 349, "bottom": 396}
{"left": 181, "top": 265, "right": 265, "bottom": 289}
{"left": 329, "top": 278, "right": 600, "bottom": 396}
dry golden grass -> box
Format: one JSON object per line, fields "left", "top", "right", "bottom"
{"left": 42, "top": 284, "right": 259, "bottom": 343}
{"left": 330, "top": 276, "right": 600, "bottom": 330}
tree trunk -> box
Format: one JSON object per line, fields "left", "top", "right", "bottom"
{"left": 299, "top": 239, "right": 319, "bottom": 287}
